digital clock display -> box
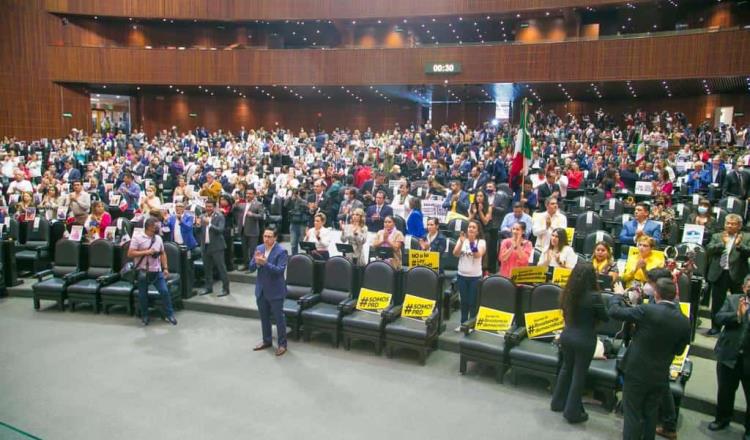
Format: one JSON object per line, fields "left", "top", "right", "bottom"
{"left": 425, "top": 62, "right": 462, "bottom": 74}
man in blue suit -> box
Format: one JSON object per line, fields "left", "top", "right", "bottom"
{"left": 165, "top": 202, "right": 198, "bottom": 251}
{"left": 619, "top": 203, "right": 662, "bottom": 246}
{"left": 248, "top": 227, "right": 289, "bottom": 356}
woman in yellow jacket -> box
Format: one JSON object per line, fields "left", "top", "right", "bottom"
{"left": 621, "top": 236, "right": 665, "bottom": 286}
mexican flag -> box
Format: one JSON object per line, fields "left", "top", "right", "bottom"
{"left": 509, "top": 98, "right": 532, "bottom": 187}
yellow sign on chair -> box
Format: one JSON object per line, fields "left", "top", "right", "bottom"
{"left": 356, "top": 288, "right": 392, "bottom": 313}
{"left": 670, "top": 345, "right": 690, "bottom": 379}
{"left": 407, "top": 250, "right": 440, "bottom": 270}
{"left": 552, "top": 267, "right": 572, "bottom": 287}
{"left": 401, "top": 294, "right": 436, "bottom": 320}
{"left": 565, "top": 227, "right": 576, "bottom": 242}
{"left": 475, "top": 306, "right": 514, "bottom": 333}
{"left": 511, "top": 266, "right": 547, "bottom": 284}
{"left": 525, "top": 309, "right": 564, "bottom": 339}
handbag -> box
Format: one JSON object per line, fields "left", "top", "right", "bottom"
{"left": 120, "top": 236, "right": 156, "bottom": 282}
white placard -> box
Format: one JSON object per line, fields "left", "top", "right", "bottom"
{"left": 417, "top": 187, "right": 423, "bottom": 197}
{"left": 586, "top": 211, "right": 593, "bottom": 225}
{"left": 635, "top": 181, "right": 653, "bottom": 195}
{"left": 692, "top": 194, "right": 700, "bottom": 205}
{"left": 454, "top": 220, "right": 463, "bottom": 232}
{"left": 676, "top": 204, "right": 684, "bottom": 216}
{"left": 404, "top": 235, "right": 412, "bottom": 250}
{"left": 609, "top": 198, "right": 616, "bottom": 210}
{"left": 596, "top": 231, "right": 604, "bottom": 243}
{"left": 682, "top": 224, "right": 705, "bottom": 245}
{"left": 117, "top": 217, "right": 123, "bottom": 229}
{"left": 728, "top": 198, "right": 735, "bottom": 210}
{"left": 579, "top": 197, "right": 586, "bottom": 207}
{"left": 69, "top": 225, "right": 83, "bottom": 241}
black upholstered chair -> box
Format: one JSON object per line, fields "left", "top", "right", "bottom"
{"left": 585, "top": 292, "right": 625, "bottom": 410}
{"left": 458, "top": 276, "right": 518, "bottom": 382}
{"left": 582, "top": 231, "right": 615, "bottom": 257}
{"left": 383, "top": 266, "right": 442, "bottom": 364}
{"left": 143, "top": 241, "right": 183, "bottom": 314}
{"left": 300, "top": 256, "right": 354, "bottom": 347}
{"left": 15, "top": 218, "right": 52, "bottom": 273}
{"left": 718, "top": 196, "right": 745, "bottom": 217}
{"left": 32, "top": 239, "right": 82, "bottom": 311}
{"left": 282, "top": 254, "right": 316, "bottom": 339}
{"left": 67, "top": 239, "right": 115, "bottom": 313}
{"left": 599, "top": 198, "right": 624, "bottom": 218}
{"left": 673, "top": 203, "right": 692, "bottom": 223}
{"left": 393, "top": 215, "right": 406, "bottom": 235}
{"left": 340, "top": 260, "right": 397, "bottom": 354}
{"left": 675, "top": 243, "right": 706, "bottom": 279}
{"left": 446, "top": 218, "right": 468, "bottom": 239}
{"left": 100, "top": 241, "right": 137, "bottom": 315}
{"left": 266, "top": 196, "right": 284, "bottom": 231}
{"left": 567, "top": 196, "right": 594, "bottom": 215}
{"left": 507, "top": 283, "right": 563, "bottom": 389}
{"left": 441, "top": 238, "right": 459, "bottom": 319}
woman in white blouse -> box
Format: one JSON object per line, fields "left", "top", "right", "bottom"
{"left": 539, "top": 228, "right": 578, "bottom": 269}
{"left": 452, "top": 220, "right": 486, "bottom": 331}
{"left": 304, "top": 212, "right": 330, "bottom": 260}
{"left": 390, "top": 182, "right": 412, "bottom": 219}
{"left": 339, "top": 208, "right": 368, "bottom": 266}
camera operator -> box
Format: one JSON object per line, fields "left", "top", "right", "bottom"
{"left": 709, "top": 275, "right": 750, "bottom": 438}
{"left": 128, "top": 217, "right": 177, "bottom": 326}
{"left": 609, "top": 278, "right": 690, "bottom": 440}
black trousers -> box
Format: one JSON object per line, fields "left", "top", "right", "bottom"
{"left": 203, "top": 248, "right": 230, "bottom": 294}
{"left": 550, "top": 335, "right": 595, "bottom": 421}
{"left": 711, "top": 270, "right": 743, "bottom": 330}
{"left": 241, "top": 235, "right": 259, "bottom": 269}
{"left": 486, "top": 228, "right": 499, "bottom": 273}
{"left": 622, "top": 375, "right": 665, "bottom": 440}
{"left": 716, "top": 356, "right": 750, "bottom": 432}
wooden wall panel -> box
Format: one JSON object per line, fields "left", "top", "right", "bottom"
{"left": 45, "top": 0, "right": 650, "bottom": 20}
{"left": 47, "top": 29, "right": 750, "bottom": 86}
{"left": 136, "top": 94, "right": 422, "bottom": 135}
{"left": 431, "top": 103, "right": 496, "bottom": 130}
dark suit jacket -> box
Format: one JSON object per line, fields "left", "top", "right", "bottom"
{"left": 608, "top": 296, "right": 691, "bottom": 385}
{"left": 715, "top": 294, "right": 750, "bottom": 368}
{"left": 561, "top": 292, "right": 609, "bottom": 348}
{"left": 706, "top": 232, "right": 750, "bottom": 283}
{"left": 619, "top": 219, "right": 663, "bottom": 245}
{"left": 366, "top": 203, "right": 393, "bottom": 232}
{"left": 537, "top": 182, "right": 560, "bottom": 203}
{"left": 426, "top": 233, "right": 447, "bottom": 253}
{"left": 248, "top": 243, "right": 288, "bottom": 300}
{"left": 724, "top": 169, "right": 749, "bottom": 199}
{"left": 235, "top": 200, "right": 264, "bottom": 237}
{"left": 199, "top": 211, "right": 226, "bottom": 253}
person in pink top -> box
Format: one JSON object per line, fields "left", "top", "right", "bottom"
{"left": 498, "top": 222, "right": 533, "bottom": 278}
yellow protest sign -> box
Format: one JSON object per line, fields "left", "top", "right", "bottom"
{"left": 670, "top": 345, "right": 689, "bottom": 379}
{"left": 401, "top": 294, "right": 436, "bottom": 320}
{"left": 475, "top": 306, "right": 514, "bottom": 333}
{"left": 565, "top": 228, "right": 576, "bottom": 242}
{"left": 511, "top": 266, "right": 548, "bottom": 284}
{"left": 679, "top": 302, "right": 690, "bottom": 318}
{"left": 525, "top": 309, "right": 564, "bottom": 339}
{"left": 356, "top": 288, "right": 392, "bottom": 313}
{"left": 407, "top": 249, "right": 440, "bottom": 270}
{"left": 624, "top": 246, "right": 665, "bottom": 277}
{"left": 552, "top": 267, "right": 572, "bottom": 287}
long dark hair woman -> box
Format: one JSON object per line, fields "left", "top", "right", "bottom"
{"left": 550, "top": 262, "right": 608, "bottom": 424}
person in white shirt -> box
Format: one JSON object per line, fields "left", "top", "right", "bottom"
{"left": 452, "top": 220, "right": 486, "bottom": 331}
{"left": 304, "top": 213, "right": 330, "bottom": 260}
{"left": 390, "top": 181, "right": 412, "bottom": 220}
{"left": 7, "top": 171, "right": 33, "bottom": 194}
{"left": 532, "top": 197, "right": 568, "bottom": 251}
{"left": 539, "top": 228, "right": 578, "bottom": 269}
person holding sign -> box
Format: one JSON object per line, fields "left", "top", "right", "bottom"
{"left": 84, "top": 201, "right": 112, "bottom": 240}
{"left": 453, "top": 220, "right": 486, "bottom": 330}
{"left": 687, "top": 198, "right": 717, "bottom": 237}
{"left": 619, "top": 203, "right": 662, "bottom": 246}
{"left": 551, "top": 262, "right": 608, "bottom": 424}
{"left": 709, "top": 275, "right": 750, "bottom": 438}
{"left": 621, "top": 236, "right": 665, "bottom": 287}
{"left": 608, "top": 278, "right": 691, "bottom": 440}
{"left": 498, "top": 222, "right": 532, "bottom": 278}
{"left": 539, "top": 228, "right": 578, "bottom": 269}
{"left": 340, "top": 208, "right": 368, "bottom": 266}
{"left": 372, "top": 215, "right": 404, "bottom": 270}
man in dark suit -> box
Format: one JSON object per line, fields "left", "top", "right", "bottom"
{"left": 464, "top": 166, "right": 488, "bottom": 194}
{"left": 536, "top": 171, "right": 561, "bottom": 208}
{"left": 724, "top": 167, "right": 749, "bottom": 199}
{"left": 609, "top": 278, "right": 691, "bottom": 440}
{"left": 306, "top": 179, "right": 329, "bottom": 226}
{"left": 707, "top": 214, "right": 750, "bottom": 335}
{"left": 249, "top": 227, "right": 289, "bottom": 356}
{"left": 442, "top": 180, "right": 470, "bottom": 217}
{"left": 236, "top": 188, "right": 264, "bottom": 269}
{"left": 198, "top": 199, "right": 230, "bottom": 297}
{"left": 709, "top": 275, "right": 750, "bottom": 439}
{"left": 366, "top": 190, "right": 393, "bottom": 232}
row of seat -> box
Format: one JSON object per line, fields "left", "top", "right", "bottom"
{"left": 31, "top": 239, "right": 184, "bottom": 316}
